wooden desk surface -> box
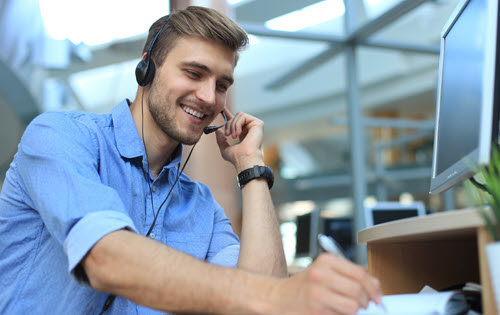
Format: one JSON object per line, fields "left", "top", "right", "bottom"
{"left": 357, "top": 208, "right": 497, "bottom": 315}
{"left": 358, "top": 208, "right": 485, "bottom": 245}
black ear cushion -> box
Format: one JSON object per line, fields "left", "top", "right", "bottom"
{"left": 135, "top": 59, "right": 148, "bottom": 86}
{"left": 136, "top": 59, "right": 156, "bottom": 86}
{"left": 143, "top": 59, "right": 156, "bottom": 86}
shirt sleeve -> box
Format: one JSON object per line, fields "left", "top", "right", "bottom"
{"left": 14, "top": 112, "right": 138, "bottom": 283}
{"left": 206, "top": 202, "right": 240, "bottom": 268}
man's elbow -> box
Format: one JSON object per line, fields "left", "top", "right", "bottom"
{"left": 81, "top": 246, "right": 115, "bottom": 292}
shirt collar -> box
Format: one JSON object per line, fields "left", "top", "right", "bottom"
{"left": 111, "top": 99, "right": 183, "bottom": 169}
{"left": 112, "top": 99, "right": 145, "bottom": 159}
{"left": 165, "top": 144, "right": 183, "bottom": 169}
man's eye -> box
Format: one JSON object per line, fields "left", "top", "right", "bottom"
{"left": 217, "top": 83, "right": 228, "bottom": 92}
{"left": 187, "top": 71, "right": 201, "bottom": 78}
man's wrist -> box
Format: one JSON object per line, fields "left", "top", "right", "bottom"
{"left": 239, "top": 277, "right": 282, "bottom": 315}
{"left": 234, "top": 156, "right": 264, "bottom": 174}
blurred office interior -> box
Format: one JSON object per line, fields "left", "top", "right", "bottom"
{"left": 0, "top": 0, "right": 470, "bottom": 266}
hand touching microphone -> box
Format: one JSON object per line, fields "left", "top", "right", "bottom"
{"left": 214, "top": 108, "right": 265, "bottom": 173}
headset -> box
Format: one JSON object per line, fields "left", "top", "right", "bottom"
{"left": 135, "top": 15, "right": 169, "bottom": 87}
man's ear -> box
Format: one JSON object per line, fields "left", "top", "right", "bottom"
{"left": 141, "top": 52, "right": 147, "bottom": 60}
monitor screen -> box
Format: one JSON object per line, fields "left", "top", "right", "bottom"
{"left": 322, "top": 217, "right": 354, "bottom": 261}
{"left": 364, "top": 201, "right": 426, "bottom": 227}
{"left": 295, "top": 212, "right": 312, "bottom": 257}
{"left": 430, "top": 0, "right": 500, "bottom": 194}
{"left": 372, "top": 209, "right": 419, "bottom": 225}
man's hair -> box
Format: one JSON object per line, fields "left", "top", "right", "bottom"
{"left": 142, "top": 6, "right": 249, "bottom": 67}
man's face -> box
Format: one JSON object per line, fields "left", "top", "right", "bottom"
{"left": 147, "top": 36, "right": 235, "bottom": 145}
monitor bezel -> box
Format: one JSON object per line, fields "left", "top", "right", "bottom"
{"left": 430, "top": 0, "right": 499, "bottom": 194}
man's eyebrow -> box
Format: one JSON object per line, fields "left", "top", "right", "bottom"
{"left": 182, "top": 61, "right": 234, "bottom": 85}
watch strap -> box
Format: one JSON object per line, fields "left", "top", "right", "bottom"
{"left": 237, "top": 165, "right": 274, "bottom": 189}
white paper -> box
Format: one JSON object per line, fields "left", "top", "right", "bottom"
{"left": 356, "top": 291, "right": 467, "bottom": 315}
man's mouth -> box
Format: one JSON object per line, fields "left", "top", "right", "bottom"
{"left": 181, "top": 105, "right": 207, "bottom": 120}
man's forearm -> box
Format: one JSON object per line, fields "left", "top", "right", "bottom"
{"left": 237, "top": 176, "right": 287, "bottom": 277}
{"left": 215, "top": 111, "right": 287, "bottom": 277}
{"left": 83, "top": 229, "right": 279, "bottom": 314}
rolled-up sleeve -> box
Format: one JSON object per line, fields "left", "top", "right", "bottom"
{"left": 208, "top": 244, "right": 240, "bottom": 267}
{"left": 206, "top": 204, "right": 240, "bottom": 268}
{"left": 15, "top": 113, "right": 137, "bottom": 282}
{"left": 65, "top": 211, "right": 137, "bottom": 282}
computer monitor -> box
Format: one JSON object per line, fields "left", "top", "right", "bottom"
{"left": 294, "top": 211, "right": 319, "bottom": 258}
{"left": 321, "top": 217, "right": 354, "bottom": 261}
{"left": 295, "top": 212, "right": 312, "bottom": 257}
{"left": 364, "top": 201, "right": 426, "bottom": 227}
{"left": 430, "top": 0, "right": 500, "bottom": 194}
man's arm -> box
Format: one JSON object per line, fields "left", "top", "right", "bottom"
{"left": 83, "top": 229, "right": 383, "bottom": 314}
{"left": 82, "top": 229, "right": 269, "bottom": 314}
{"left": 215, "top": 110, "right": 287, "bottom": 277}
{"left": 238, "top": 174, "right": 286, "bottom": 276}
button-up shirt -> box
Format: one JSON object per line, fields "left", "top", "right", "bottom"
{"left": 0, "top": 99, "right": 240, "bottom": 314}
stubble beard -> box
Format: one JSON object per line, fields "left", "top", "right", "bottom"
{"left": 147, "top": 83, "right": 202, "bottom": 146}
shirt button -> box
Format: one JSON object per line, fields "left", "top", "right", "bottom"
{"left": 149, "top": 233, "right": 155, "bottom": 239}
{"left": 152, "top": 185, "right": 156, "bottom": 192}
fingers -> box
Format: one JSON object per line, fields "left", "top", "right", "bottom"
{"left": 225, "top": 111, "right": 244, "bottom": 139}
{"left": 270, "top": 251, "right": 382, "bottom": 314}
{"left": 305, "top": 264, "right": 368, "bottom": 313}
{"left": 310, "top": 254, "right": 383, "bottom": 313}
{"left": 214, "top": 128, "right": 229, "bottom": 152}
{"left": 332, "top": 258, "right": 382, "bottom": 306}
{"left": 360, "top": 272, "right": 382, "bottom": 306}
{"left": 223, "top": 110, "right": 263, "bottom": 140}
{"left": 222, "top": 106, "right": 233, "bottom": 120}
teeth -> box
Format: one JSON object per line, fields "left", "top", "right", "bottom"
{"left": 182, "top": 105, "right": 205, "bottom": 119}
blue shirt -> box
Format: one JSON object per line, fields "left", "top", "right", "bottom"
{"left": 0, "top": 99, "right": 240, "bottom": 314}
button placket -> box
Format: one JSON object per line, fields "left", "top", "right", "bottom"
{"left": 147, "top": 175, "right": 167, "bottom": 241}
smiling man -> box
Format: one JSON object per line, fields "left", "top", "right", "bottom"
{"left": 0, "top": 6, "right": 383, "bottom": 315}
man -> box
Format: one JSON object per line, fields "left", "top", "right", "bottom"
{"left": 0, "top": 6, "right": 383, "bottom": 314}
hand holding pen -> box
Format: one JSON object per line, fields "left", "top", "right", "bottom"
{"left": 267, "top": 235, "right": 386, "bottom": 315}
{"left": 318, "top": 234, "right": 389, "bottom": 314}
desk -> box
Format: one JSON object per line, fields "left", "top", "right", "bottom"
{"left": 358, "top": 208, "right": 495, "bottom": 315}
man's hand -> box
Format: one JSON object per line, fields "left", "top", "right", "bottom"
{"left": 269, "top": 254, "right": 383, "bottom": 315}
{"left": 214, "top": 108, "right": 265, "bottom": 173}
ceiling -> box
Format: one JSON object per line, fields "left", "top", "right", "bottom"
{"left": 0, "top": 0, "right": 462, "bottom": 200}
{"left": 235, "top": 0, "right": 326, "bottom": 23}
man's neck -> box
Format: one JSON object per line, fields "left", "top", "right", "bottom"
{"left": 129, "top": 97, "right": 179, "bottom": 179}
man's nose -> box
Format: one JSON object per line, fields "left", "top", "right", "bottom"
{"left": 196, "top": 80, "right": 216, "bottom": 106}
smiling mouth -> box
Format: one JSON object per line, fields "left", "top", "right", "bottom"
{"left": 181, "top": 105, "right": 207, "bottom": 120}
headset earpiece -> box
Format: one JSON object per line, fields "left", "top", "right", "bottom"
{"left": 136, "top": 58, "right": 156, "bottom": 86}
{"left": 135, "top": 15, "right": 170, "bottom": 87}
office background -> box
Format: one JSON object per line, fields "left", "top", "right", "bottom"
{"left": 0, "top": 0, "right": 469, "bottom": 265}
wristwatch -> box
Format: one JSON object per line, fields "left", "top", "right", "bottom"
{"left": 237, "top": 165, "right": 274, "bottom": 189}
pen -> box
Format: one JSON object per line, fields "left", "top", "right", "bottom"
{"left": 317, "top": 233, "right": 348, "bottom": 258}
{"left": 317, "top": 234, "right": 389, "bottom": 314}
